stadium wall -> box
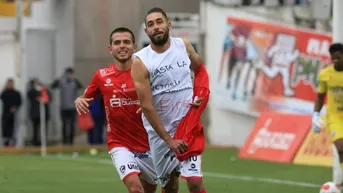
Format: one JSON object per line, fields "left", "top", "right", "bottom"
{"left": 0, "top": 0, "right": 74, "bottom": 91}
{"left": 204, "top": 2, "right": 299, "bottom": 147}
{"left": 0, "top": 19, "right": 15, "bottom": 90}
{"left": 0, "top": 0, "right": 75, "bottom": 146}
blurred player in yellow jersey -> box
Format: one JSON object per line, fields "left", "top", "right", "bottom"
{"left": 313, "top": 43, "right": 343, "bottom": 185}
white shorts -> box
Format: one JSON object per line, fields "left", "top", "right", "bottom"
{"left": 109, "top": 147, "right": 157, "bottom": 185}
{"left": 148, "top": 130, "right": 203, "bottom": 187}
{"left": 180, "top": 155, "right": 203, "bottom": 180}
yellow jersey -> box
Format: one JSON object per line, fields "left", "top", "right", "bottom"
{"left": 317, "top": 65, "right": 343, "bottom": 121}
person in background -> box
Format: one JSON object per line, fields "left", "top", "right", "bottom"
{"left": 51, "top": 67, "right": 83, "bottom": 145}
{"left": 88, "top": 95, "right": 105, "bottom": 145}
{"left": 27, "top": 78, "right": 51, "bottom": 146}
{"left": 0, "top": 78, "right": 22, "bottom": 147}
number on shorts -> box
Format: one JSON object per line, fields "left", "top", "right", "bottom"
{"left": 189, "top": 156, "right": 197, "bottom": 162}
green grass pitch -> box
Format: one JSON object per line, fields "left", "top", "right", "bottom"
{"left": 0, "top": 149, "right": 332, "bottom": 193}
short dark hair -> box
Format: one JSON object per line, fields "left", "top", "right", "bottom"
{"left": 109, "top": 27, "right": 135, "bottom": 44}
{"left": 329, "top": 43, "right": 343, "bottom": 54}
{"left": 145, "top": 7, "right": 168, "bottom": 24}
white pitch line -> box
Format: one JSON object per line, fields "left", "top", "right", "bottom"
{"left": 204, "top": 172, "right": 319, "bottom": 188}
{"left": 41, "top": 155, "right": 321, "bottom": 189}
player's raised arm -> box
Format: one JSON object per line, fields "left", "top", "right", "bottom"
{"left": 312, "top": 71, "right": 327, "bottom": 132}
{"left": 182, "top": 38, "right": 203, "bottom": 71}
{"left": 131, "top": 58, "right": 187, "bottom": 154}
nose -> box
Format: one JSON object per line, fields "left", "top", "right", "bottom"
{"left": 153, "top": 27, "right": 160, "bottom": 32}
{"left": 119, "top": 42, "right": 126, "bottom": 48}
{"left": 153, "top": 23, "right": 160, "bottom": 31}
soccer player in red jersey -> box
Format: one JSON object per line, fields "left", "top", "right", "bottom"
{"left": 74, "top": 27, "right": 158, "bottom": 193}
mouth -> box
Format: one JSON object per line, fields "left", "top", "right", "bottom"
{"left": 117, "top": 50, "right": 128, "bottom": 55}
{"left": 153, "top": 32, "right": 163, "bottom": 37}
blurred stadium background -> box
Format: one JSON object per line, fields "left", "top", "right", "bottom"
{"left": 0, "top": 0, "right": 340, "bottom": 192}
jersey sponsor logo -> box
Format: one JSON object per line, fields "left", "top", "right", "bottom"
{"left": 187, "top": 156, "right": 199, "bottom": 171}
{"left": 329, "top": 86, "right": 343, "bottom": 93}
{"left": 188, "top": 163, "right": 198, "bottom": 172}
{"left": 133, "top": 152, "right": 149, "bottom": 159}
{"left": 109, "top": 97, "right": 139, "bottom": 107}
{"left": 127, "top": 162, "right": 139, "bottom": 170}
{"left": 100, "top": 67, "right": 115, "bottom": 77}
{"left": 119, "top": 165, "right": 125, "bottom": 173}
{"left": 104, "top": 78, "right": 113, "bottom": 87}
{"left": 334, "top": 98, "right": 343, "bottom": 111}
{"left": 113, "top": 83, "right": 136, "bottom": 93}
{"left": 329, "top": 86, "right": 343, "bottom": 112}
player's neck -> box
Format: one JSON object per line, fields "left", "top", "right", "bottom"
{"left": 334, "top": 64, "right": 343, "bottom": 71}
{"left": 150, "top": 38, "right": 171, "bottom": 53}
{"left": 114, "top": 60, "right": 132, "bottom": 71}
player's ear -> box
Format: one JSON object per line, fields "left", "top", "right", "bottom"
{"left": 168, "top": 21, "right": 171, "bottom": 28}
{"left": 133, "top": 44, "right": 137, "bottom": 52}
{"left": 108, "top": 45, "right": 112, "bottom": 55}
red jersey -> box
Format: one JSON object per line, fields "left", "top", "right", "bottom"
{"left": 174, "top": 64, "right": 210, "bottom": 161}
{"left": 84, "top": 65, "right": 149, "bottom": 152}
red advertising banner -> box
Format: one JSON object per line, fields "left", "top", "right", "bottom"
{"left": 238, "top": 112, "right": 311, "bottom": 163}
{"left": 215, "top": 16, "right": 331, "bottom": 115}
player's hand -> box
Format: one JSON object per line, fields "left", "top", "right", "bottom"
{"left": 166, "top": 139, "right": 188, "bottom": 155}
{"left": 312, "top": 112, "right": 323, "bottom": 133}
{"left": 75, "top": 97, "right": 93, "bottom": 115}
{"left": 189, "top": 96, "right": 203, "bottom": 108}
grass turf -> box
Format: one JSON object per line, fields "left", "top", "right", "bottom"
{"left": 0, "top": 149, "right": 332, "bottom": 193}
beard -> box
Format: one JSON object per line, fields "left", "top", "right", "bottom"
{"left": 149, "top": 29, "right": 169, "bottom": 46}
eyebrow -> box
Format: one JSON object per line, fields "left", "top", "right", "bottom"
{"left": 147, "top": 17, "right": 164, "bottom": 23}
{"left": 113, "top": 39, "right": 132, "bottom": 42}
